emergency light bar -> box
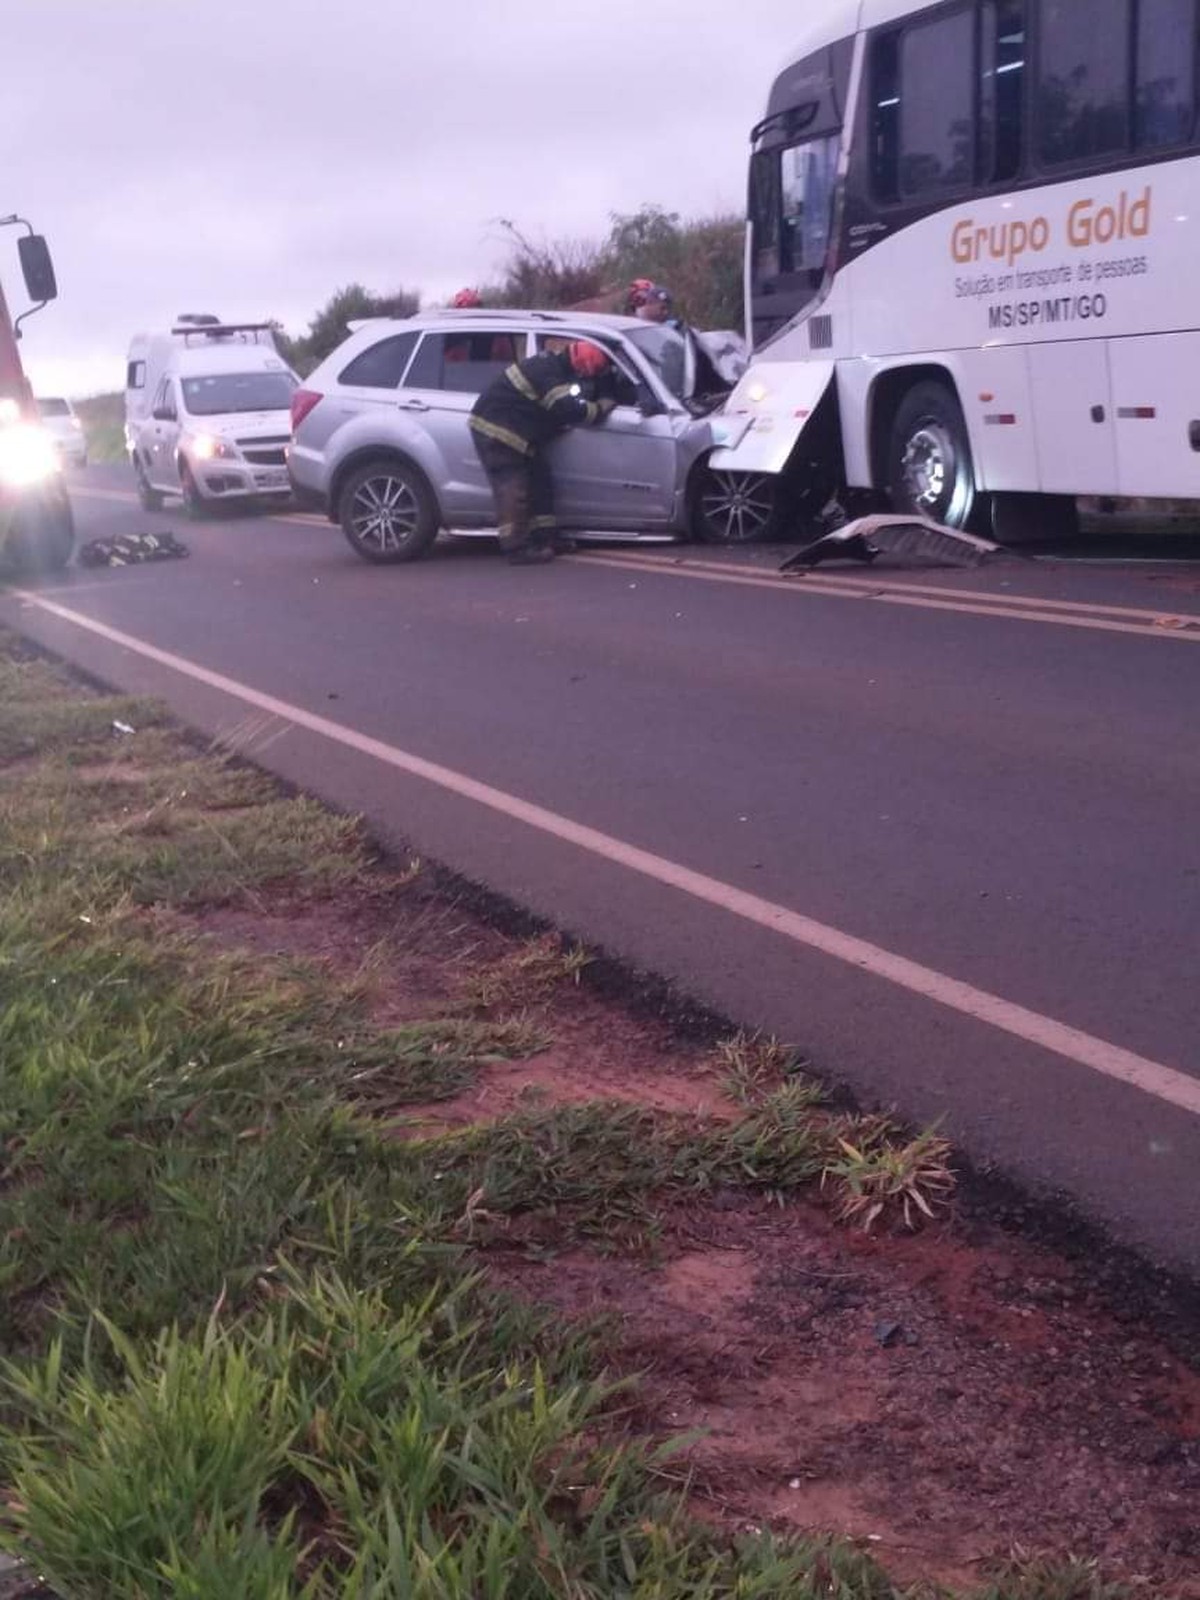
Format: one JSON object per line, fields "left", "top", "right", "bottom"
{"left": 170, "top": 322, "right": 277, "bottom": 343}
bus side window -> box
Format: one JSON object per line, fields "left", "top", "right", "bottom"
{"left": 897, "top": 7, "right": 975, "bottom": 197}
{"left": 1134, "top": 0, "right": 1196, "bottom": 149}
{"left": 870, "top": 8, "right": 975, "bottom": 202}
{"left": 1036, "top": 0, "right": 1129, "bottom": 167}
{"left": 869, "top": 30, "right": 901, "bottom": 202}
{"left": 981, "top": 0, "right": 1026, "bottom": 183}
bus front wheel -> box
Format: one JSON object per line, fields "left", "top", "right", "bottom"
{"left": 887, "top": 381, "right": 979, "bottom": 530}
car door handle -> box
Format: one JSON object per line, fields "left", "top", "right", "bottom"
{"left": 396, "top": 398, "right": 430, "bottom": 412}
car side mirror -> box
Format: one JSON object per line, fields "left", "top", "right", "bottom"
{"left": 18, "top": 235, "right": 57, "bottom": 304}
{"left": 635, "top": 383, "right": 665, "bottom": 418}
{"left": 152, "top": 405, "right": 175, "bottom": 422}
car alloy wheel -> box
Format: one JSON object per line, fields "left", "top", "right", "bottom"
{"left": 350, "top": 471, "right": 420, "bottom": 554}
{"left": 339, "top": 459, "right": 439, "bottom": 564}
{"left": 694, "top": 468, "right": 778, "bottom": 544}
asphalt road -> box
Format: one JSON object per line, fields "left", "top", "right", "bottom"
{"left": 5, "top": 467, "right": 1200, "bottom": 1271}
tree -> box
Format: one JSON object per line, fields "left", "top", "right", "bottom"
{"left": 480, "top": 205, "right": 746, "bottom": 329}
{"left": 603, "top": 206, "right": 745, "bottom": 330}
{"left": 275, "top": 284, "right": 420, "bottom": 375}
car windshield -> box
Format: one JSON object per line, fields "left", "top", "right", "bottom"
{"left": 180, "top": 371, "right": 296, "bottom": 416}
{"left": 624, "top": 325, "right": 688, "bottom": 401}
{"left": 37, "top": 398, "right": 69, "bottom": 417}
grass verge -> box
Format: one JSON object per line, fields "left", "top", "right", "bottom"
{"left": 0, "top": 630, "right": 1123, "bottom": 1598}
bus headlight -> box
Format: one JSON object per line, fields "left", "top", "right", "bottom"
{"left": 0, "top": 424, "right": 60, "bottom": 488}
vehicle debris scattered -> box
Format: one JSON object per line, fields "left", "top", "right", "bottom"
{"left": 780, "top": 513, "right": 1005, "bottom": 572}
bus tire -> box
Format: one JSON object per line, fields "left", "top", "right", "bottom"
{"left": 887, "top": 381, "right": 979, "bottom": 530}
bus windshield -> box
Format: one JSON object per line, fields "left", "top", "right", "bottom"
{"left": 750, "top": 132, "right": 840, "bottom": 310}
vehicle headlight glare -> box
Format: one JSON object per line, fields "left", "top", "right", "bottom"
{"left": 0, "top": 425, "right": 60, "bottom": 487}
{"left": 188, "top": 433, "right": 236, "bottom": 462}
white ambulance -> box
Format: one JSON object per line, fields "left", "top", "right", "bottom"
{"left": 125, "top": 316, "right": 298, "bottom": 513}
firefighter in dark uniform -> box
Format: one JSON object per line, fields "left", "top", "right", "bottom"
{"left": 469, "top": 340, "right": 614, "bottom": 564}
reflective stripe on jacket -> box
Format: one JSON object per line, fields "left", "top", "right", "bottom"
{"left": 469, "top": 350, "right": 602, "bottom": 456}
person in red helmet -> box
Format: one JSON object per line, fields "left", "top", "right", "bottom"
{"left": 628, "top": 280, "right": 681, "bottom": 327}
{"left": 452, "top": 288, "right": 482, "bottom": 308}
{"left": 469, "top": 339, "right": 614, "bottom": 563}
{"left": 626, "top": 277, "right": 657, "bottom": 315}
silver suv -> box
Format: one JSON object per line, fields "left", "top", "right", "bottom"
{"left": 287, "top": 310, "right": 762, "bottom": 563}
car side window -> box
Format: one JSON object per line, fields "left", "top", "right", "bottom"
{"left": 404, "top": 331, "right": 524, "bottom": 394}
{"left": 338, "top": 331, "right": 419, "bottom": 389}
{"left": 534, "top": 335, "right": 640, "bottom": 408}
{"left": 153, "top": 379, "right": 176, "bottom": 420}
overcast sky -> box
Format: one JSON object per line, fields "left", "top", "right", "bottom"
{"left": 4, "top": 0, "right": 809, "bottom": 398}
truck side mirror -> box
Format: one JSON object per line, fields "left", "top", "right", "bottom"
{"left": 18, "top": 235, "right": 57, "bottom": 305}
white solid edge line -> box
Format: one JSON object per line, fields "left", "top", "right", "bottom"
{"left": 12, "top": 585, "right": 1200, "bottom": 1119}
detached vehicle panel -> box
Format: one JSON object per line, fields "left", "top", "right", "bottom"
{"left": 288, "top": 311, "right": 764, "bottom": 561}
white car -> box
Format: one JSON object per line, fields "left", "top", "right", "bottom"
{"left": 36, "top": 396, "right": 87, "bottom": 468}
{"left": 127, "top": 329, "right": 297, "bottom": 515}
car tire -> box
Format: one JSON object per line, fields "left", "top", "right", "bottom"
{"left": 135, "top": 459, "right": 164, "bottom": 512}
{"left": 690, "top": 465, "right": 781, "bottom": 545}
{"left": 338, "top": 458, "right": 439, "bottom": 564}
{"left": 179, "top": 461, "right": 207, "bottom": 519}
{"left": 886, "top": 381, "right": 980, "bottom": 530}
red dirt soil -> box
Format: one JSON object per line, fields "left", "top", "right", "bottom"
{"left": 176, "top": 873, "right": 1200, "bottom": 1594}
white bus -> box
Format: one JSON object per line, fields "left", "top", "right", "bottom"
{"left": 711, "top": 0, "right": 1198, "bottom": 541}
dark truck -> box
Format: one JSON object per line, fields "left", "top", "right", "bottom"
{"left": 0, "top": 221, "right": 73, "bottom": 571}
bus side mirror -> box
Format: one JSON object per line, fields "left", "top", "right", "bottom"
{"left": 18, "top": 235, "right": 57, "bottom": 305}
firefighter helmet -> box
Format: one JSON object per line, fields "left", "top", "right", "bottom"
{"left": 568, "top": 341, "right": 610, "bottom": 378}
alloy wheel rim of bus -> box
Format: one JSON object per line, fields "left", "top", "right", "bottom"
{"left": 350, "top": 472, "right": 420, "bottom": 552}
{"left": 900, "top": 423, "right": 968, "bottom": 524}
{"left": 699, "top": 469, "right": 775, "bottom": 543}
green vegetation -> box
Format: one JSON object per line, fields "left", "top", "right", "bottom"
{"left": 272, "top": 205, "right": 745, "bottom": 376}
{"left": 272, "top": 285, "right": 421, "bottom": 379}
{"left": 72, "top": 391, "right": 125, "bottom": 465}
{"left": 0, "top": 633, "right": 1123, "bottom": 1598}
{"left": 483, "top": 205, "right": 744, "bottom": 329}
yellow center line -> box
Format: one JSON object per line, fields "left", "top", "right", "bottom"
{"left": 589, "top": 548, "right": 1200, "bottom": 628}
{"left": 574, "top": 552, "right": 1200, "bottom": 643}
{"left": 68, "top": 488, "right": 1200, "bottom": 640}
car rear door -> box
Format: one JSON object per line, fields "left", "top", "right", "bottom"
{"left": 535, "top": 334, "right": 680, "bottom": 529}
{"left": 306, "top": 329, "right": 422, "bottom": 458}
{"left": 399, "top": 330, "right": 529, "bottom": 521}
